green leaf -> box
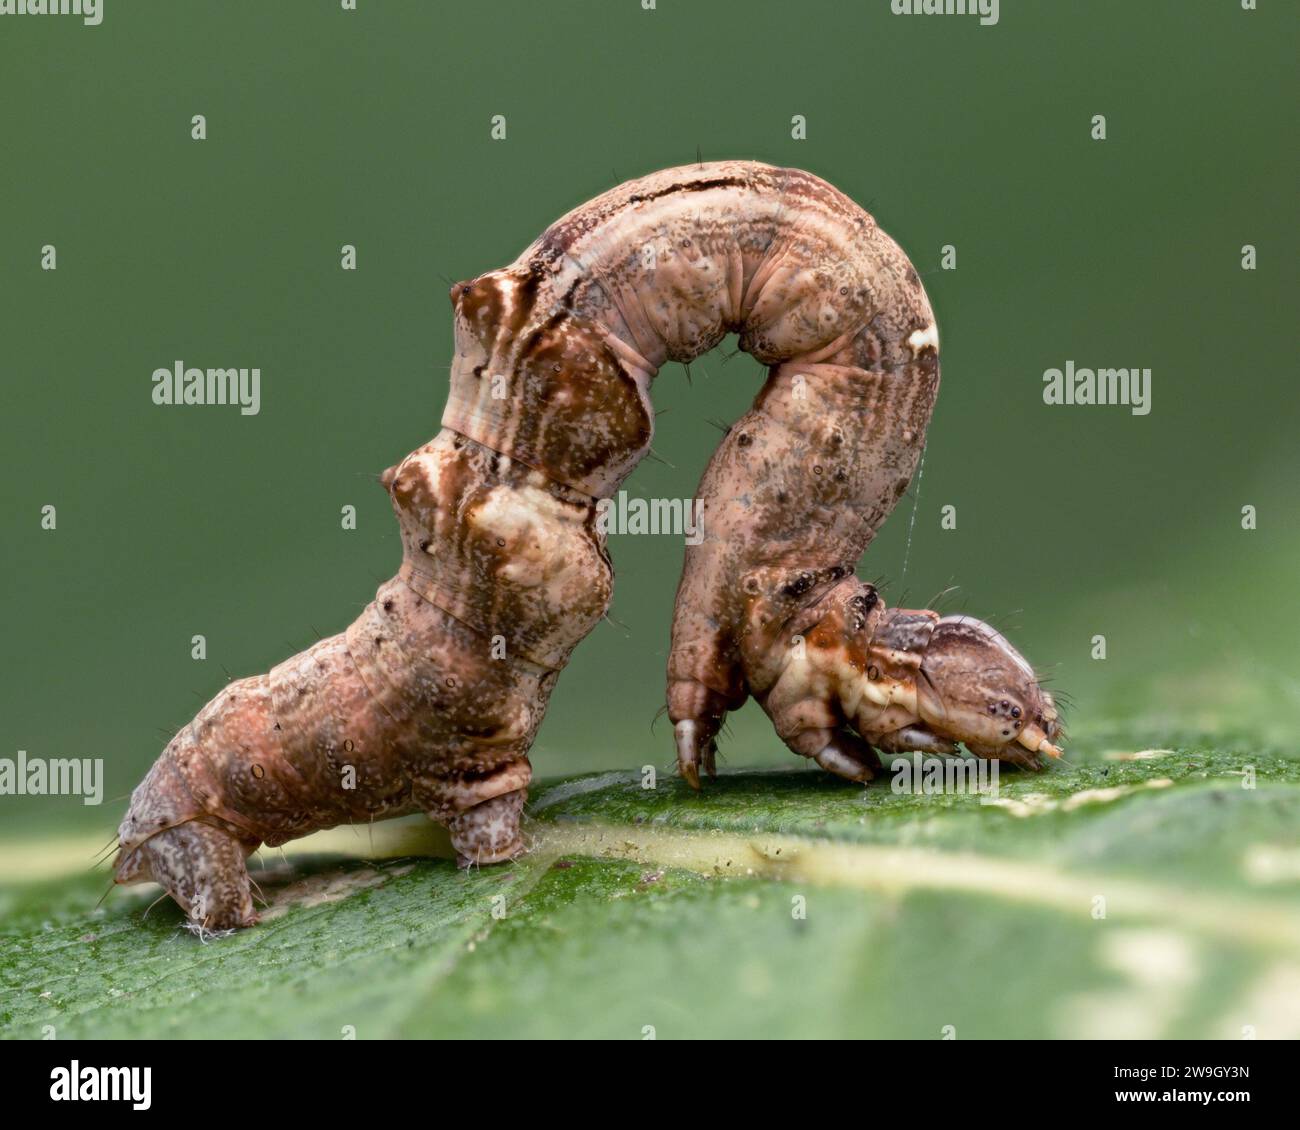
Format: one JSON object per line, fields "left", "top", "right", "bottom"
{"left": 2, "top": 742, "right": 1298, "bottom": 1039}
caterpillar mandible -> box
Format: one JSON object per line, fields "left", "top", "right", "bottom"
{"left": 115, "top": 161, "right": 1061, "bottom": 932}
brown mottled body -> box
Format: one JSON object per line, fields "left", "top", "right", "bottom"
{"left": 116, "top": 161, "right": 1057, "bottom": 931}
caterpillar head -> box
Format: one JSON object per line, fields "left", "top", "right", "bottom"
{"left": 914, "top": 616, "right": 1063, "bottom": 762}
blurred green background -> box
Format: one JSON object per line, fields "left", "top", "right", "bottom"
{"left": 2, "top": 0, "right": 1296, "bottom": 839}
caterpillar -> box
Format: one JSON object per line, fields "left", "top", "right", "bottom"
{"left": 114, "top": 161, "right": 1061, "bottom": 932}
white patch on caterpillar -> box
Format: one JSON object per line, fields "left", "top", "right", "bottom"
{"left": 470, "top": 485, "right": 588, "bottom": 602}
{"left": 779, "top": 644, "right": 919, "bottom": 735}
{"left": 907, "top": 322, "right": 939, "bottom": 355}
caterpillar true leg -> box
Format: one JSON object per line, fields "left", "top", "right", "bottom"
{"left": 813, "top": 739, "right": 882, "bottom": 784}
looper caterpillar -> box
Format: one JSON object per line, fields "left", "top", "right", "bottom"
{"left": 115, "top": 161, "right": 1061, "bottom": 931}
